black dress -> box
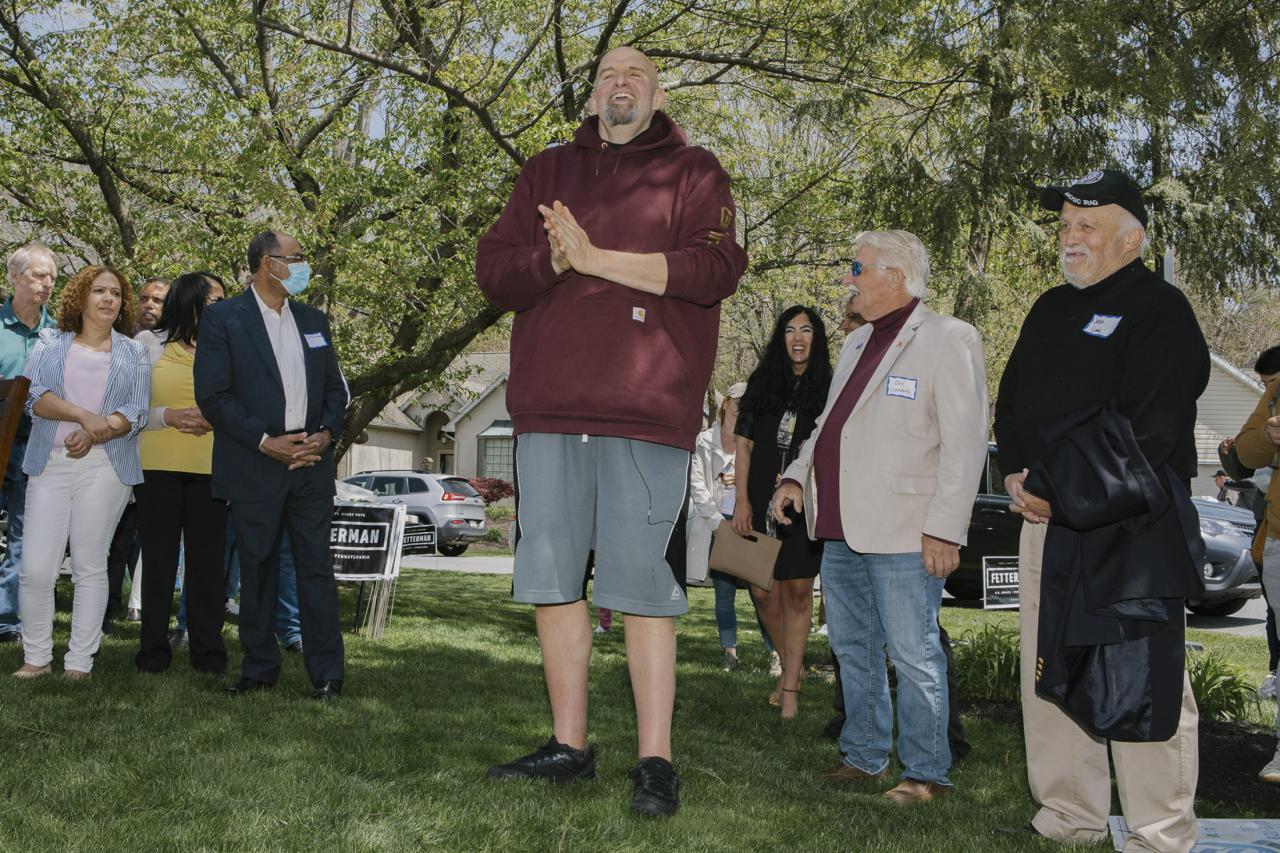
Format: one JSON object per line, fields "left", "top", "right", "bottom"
{"left": 734, "top": 378, "right": 824, "bottom": 581}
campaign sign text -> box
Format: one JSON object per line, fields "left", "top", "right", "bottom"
{"left": 982, "top": 556, "right": 1020, "bottom": 610}
{"left": 331, "top": 503, "right": 406, "bottom": 581}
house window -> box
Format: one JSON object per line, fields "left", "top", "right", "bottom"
{"left": 477, "top": 420, "right": 514, "bottom": 481}
{"left": 479, "top": 437, "right": 514, "bottom": 481}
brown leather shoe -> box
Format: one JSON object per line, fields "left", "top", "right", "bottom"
{"left": 818, "top": 763, "right": 889, "bottom": 785}
{"left": 884, "top": 779, "right": 950, "bottom": 804}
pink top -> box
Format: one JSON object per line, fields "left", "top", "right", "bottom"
{"left": 54, "top": 342, "right": 112, "bottom": 448}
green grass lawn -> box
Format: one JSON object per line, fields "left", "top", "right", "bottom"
{"left": 0, "top": 571, "right": 1271, "bottom": 851}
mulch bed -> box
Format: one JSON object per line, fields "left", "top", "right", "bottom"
{"left": 962, "top": 700, "right": 1280, "bottom": 814}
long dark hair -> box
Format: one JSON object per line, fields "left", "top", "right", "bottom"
{"left": 739, "top": 305, "right": 833, "bottom": 420}
{"left": 155, "top": 271, "right": 225, "bottom": 347}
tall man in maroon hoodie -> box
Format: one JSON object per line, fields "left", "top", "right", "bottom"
{"left": 477, "top": 46, "right": 746, "bottom": 817}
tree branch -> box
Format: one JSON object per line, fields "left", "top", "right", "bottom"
{"left": 346, "top": 304, "right": 502, "bottom": 398}
{"left": 256, "top": 12, "right": 526, "bottom": 165}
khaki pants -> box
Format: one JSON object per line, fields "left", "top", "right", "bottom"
{"left": 1018, "top": 521, "right": 1199, "bottom": 852}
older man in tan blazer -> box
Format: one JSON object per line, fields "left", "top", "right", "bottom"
{"left": 773, "top": 230, "right": 987, "bottom": 804}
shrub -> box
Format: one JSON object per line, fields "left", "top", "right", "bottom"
{"left": 1186, "top": 649, "right": 1260, "bottom": 722}
{"left": 468, "top": 477, "right": 514, "bottom": 504}
{"left": 952, "top": 623, "right": 1021, "bottom": 703}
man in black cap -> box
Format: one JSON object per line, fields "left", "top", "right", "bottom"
{"left": 1213, "top": 469, "right": 1236, "bottom": 503}
{"left": 994, "top": 169, "right": 1208, "bottom": 851}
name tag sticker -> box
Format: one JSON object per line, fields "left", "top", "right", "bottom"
{"left": 632, "top": 307, "right": 646, "bottom": 323}
{"left": 1082, "top": 314, "right": 1122, "bottom": 338}
{"left": 886, "top": 376, "right": 917, "bottom": 400}
{"left": 304, "top": 332, "right": 328, "bottom": 349}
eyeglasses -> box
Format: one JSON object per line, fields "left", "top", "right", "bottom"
{"left": 267, "top": 254, "right": 307, "bottom": 264}
{"left": 850, "top": 261, "right": 896, "bottom": 277}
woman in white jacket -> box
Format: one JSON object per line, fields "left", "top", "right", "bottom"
{"left": 687, "top": 383, "right": 776, "bottom": 672}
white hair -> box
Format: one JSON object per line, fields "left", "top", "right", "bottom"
{"left": 6, "top": 243, "right": 56, "bottom": 282}
{"left": 1116, "top": 209, "right": 1151, "bottom": 256}
{"left": 853, "top": 230, "right": 930, "bottom": 298}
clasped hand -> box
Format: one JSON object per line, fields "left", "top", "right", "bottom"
{"left": 1005, "top": 469, "right": 1052, "bottom": 523}
{"left": 538, "top": 201, "right": 598, "bottom": 276}
{"left": 261, "top": 430, "right": 330, "bottom": 470}
{"left": 165, "top": 406, "right": 212, "bottom": 436}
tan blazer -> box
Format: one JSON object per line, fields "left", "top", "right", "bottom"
{"left": 782, "top": 301, "right": 988, "bottom": 553}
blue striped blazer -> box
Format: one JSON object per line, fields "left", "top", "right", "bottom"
{"left": 21, "top": 328, "right": 151, "bottom": 485}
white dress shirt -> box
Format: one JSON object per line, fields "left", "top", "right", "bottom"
{"left": 251, "top": 285, "right": 308, "bottom": 437}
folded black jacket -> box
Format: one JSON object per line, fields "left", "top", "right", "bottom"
{"left": 1024, "top": 405, "right": 1204, "bottom": 742}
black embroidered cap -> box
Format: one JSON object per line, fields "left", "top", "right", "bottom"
{"left": 1039, "top": 169, "right": 1148, "bottom": 228}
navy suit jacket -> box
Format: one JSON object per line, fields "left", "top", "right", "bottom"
{"left": 194, "top": 290, "right": 347, "bottom": 501}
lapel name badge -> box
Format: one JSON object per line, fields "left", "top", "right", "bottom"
{"left": 632, "top": 307, "right": 646, "bottom": 323}
{"left": 1082, "top": 314, "right": 1122, "bottom": 338}
{"left": 886, "top": 376, "right": 917, "bottom": 400}
{"left": 304, "top": 332, "right": 328, "bottom": 348}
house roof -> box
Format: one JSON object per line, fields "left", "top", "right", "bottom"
{"left": 444, "top": 372, "right": 508, "bottom": 433}
{"left": 1210, "top": 351, "right": 1263, "bottom": 393}
{"left": 451, "top": 351, "right": 510, "bottom": 395}
{"left": 409, "top": 351, "right": 510, "bottom": 418}
{"left": 369, "top": 401, "right": 425, "bottom": 433}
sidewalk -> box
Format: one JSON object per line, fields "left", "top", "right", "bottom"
{"left": 401, "top": 554, "right": 513, "bottom": 575}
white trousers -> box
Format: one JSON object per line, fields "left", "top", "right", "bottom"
{"left": 19, "top": 448, "right": 131, "bottom": 671}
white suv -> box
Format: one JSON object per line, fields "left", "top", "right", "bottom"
{"left": 343, "top": 471, "right": 487, "bottom": 556}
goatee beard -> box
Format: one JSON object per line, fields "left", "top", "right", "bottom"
{"left": 603, "top": 103, "right": 637, "bottom": 127}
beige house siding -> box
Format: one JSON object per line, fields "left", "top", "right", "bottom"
{"left": 338, "top": 427, "right": 430, "bottom": 479}
{"left": 1192, "top": 354, "right": 1263, "bottom": 496}
{"left": 450, "top": 387, "right": 511, "bottom": 479}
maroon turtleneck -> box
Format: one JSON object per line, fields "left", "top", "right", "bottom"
{"left": 813, "top": 298, "right": 919, "bottom": 540}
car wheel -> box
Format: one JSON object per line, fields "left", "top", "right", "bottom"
{"left": 438, "top": 543, "right": 468, "bottom": 557}
{"left": 1186, "top": 599, "right": 1249, "bottom": 618}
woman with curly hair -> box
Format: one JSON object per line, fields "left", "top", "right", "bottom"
{"left": 732, "top": 305, "right": 832, "bottom": 718}
{"left": 12, "top": 265, "right": 150, "bottom": 680}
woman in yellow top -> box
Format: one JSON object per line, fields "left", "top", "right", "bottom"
{"left": 134, "top": 272, "right": 228, "bottom": 674}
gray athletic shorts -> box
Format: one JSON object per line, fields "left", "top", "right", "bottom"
{"left": 512, "top": 433, "right": 691, "bottom": 617}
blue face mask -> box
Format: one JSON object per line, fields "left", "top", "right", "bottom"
{"left": 277, "top": 261, "right": 311, "bottom": 296}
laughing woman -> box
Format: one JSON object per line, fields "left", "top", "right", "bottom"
{"left": 731, "top": 305, "right": 832, "bottom": 719}
{"left": 12, "top": 266, "right": 150, "bottom": 680}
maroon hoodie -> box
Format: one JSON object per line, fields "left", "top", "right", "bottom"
{"left": 477, "top": 111, "right": 747, "bottom": 451}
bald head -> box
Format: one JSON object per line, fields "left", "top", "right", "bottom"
{"left": 597, "top": 47, "right": 659, "bottom": 86}
{"left": 592, "top": 47, "right": 666, "bottom": 144}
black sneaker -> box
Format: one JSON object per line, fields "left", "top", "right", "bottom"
{"left": 487, "top": 736, "right": 597, "bottom": 783}
{"left": 629, "top": 756, "right": 679, "bottom": 817}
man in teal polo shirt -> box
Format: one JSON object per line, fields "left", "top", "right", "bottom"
{"left": 0, "top": 243, "right": 58, "bottom": 644}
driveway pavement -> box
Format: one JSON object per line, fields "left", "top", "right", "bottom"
{"left": 1187, "top": 595, "right": 1271, "bottom": 640}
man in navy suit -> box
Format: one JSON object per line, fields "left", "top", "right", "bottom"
{"left": 194, "top": 230, "right": 347, "bottom": 699}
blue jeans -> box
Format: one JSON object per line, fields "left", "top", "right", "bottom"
{"left": 821, "top": 540, "right": 951, "bottom": 785}
{"left": 0, "top": 438, "right": 29, "bottom": 631}
{"left": 712, "top": 573, "right": 776, "bottom": 652}
{"left": 180, "top": 528, "right": 299, "bottom": 647}
{"left": 274, "top": 532, "right": 301, "bottom": 647}
{"left": 224, "top": 513, "right": 240, "bottom": 600}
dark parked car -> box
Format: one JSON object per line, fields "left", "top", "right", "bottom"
{"left": 950, "top": 446, "right": 1263, "bottom": 616}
